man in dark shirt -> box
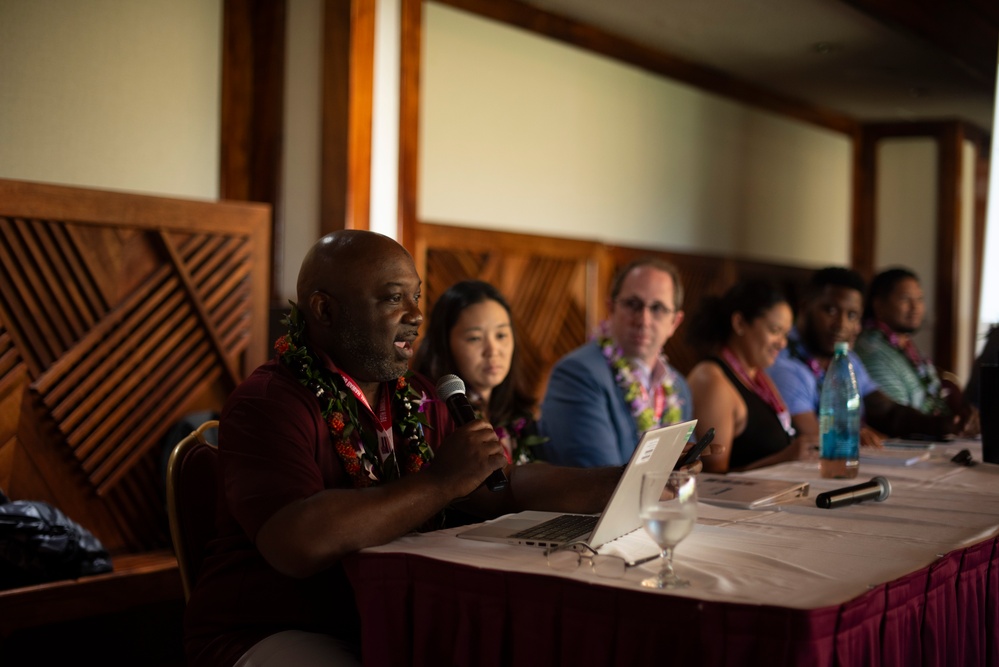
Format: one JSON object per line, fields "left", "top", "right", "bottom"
{"left": 184, "top": 230, "right": 628, "bottom": 666}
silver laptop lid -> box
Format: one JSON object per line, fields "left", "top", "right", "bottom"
{"left": 586, "top": 419, "right": 696, "bottom": 548}
{"left": 455, "top": 420, "right": 696, "bottom": 548}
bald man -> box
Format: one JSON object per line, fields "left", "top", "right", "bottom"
{"left": 184, "top": 231, "right": 625, "bottom": 667}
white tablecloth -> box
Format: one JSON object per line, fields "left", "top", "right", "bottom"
{"left": 362, "top": 440, "right": 999, "bottom": 609}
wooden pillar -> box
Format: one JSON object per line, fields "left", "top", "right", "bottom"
{"left": 322, "top": 0, "right": 376, "bottom": 234}
{"left": 220, "top": 0, "right": 287, "bottom": 301}
{"left": 398, "top": 0, "right": 422, "bottom": 253}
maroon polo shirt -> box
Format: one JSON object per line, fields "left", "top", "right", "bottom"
{"left": 184, "top": 358, "right": 452, "bottom": 667}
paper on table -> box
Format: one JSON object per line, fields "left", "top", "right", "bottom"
{"left": 697, "top": 474, "right": 809, "bottom": 509}
{"left": 882, "top": 439, "right": 936, "bottom": 450}
{"left": 860, "top": 448, "right": 931, "bottom": 466}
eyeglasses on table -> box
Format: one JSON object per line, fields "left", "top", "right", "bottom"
{"left": 545, "top": 541, "right": 660, "bottom": 579}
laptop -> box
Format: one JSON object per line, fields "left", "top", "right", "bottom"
{"left": 457, "top": 420, "right": 696, "bottom": 549}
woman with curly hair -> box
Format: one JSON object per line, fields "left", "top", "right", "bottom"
{"left": 686, "top": 280, "right": 809, "bottom": 473}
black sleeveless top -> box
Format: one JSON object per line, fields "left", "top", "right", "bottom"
{"left": 707, "top": 356, "right": 792, "bottom": 470}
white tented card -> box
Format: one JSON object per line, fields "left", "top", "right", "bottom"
{"left": 698, "top": 474, "right": 809, "bottom": 509}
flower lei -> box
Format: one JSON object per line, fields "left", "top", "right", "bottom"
{"left": 786, "top": 328, "right": 824, "bottom": 382}
{"left": 274, "top": 304, "right": 434, "bottom": 488}
{"left": 867, "top": 319, "right": 951, "bottom": 414}
{"left": 596, "top": 323, "right": 683, "bottom": 432}
{"left": 495, "top": 416, "right": 547, "bottom": 465}
{"left": 868, "top": 319, "right": 942, "bottom": 400}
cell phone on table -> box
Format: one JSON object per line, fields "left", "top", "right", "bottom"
{"left": 674, "top": 428, "right": 715, "bottom": 469}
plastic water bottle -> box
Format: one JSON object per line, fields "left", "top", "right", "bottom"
{"left": 818, "top": 341, "right": 860, "bottom": 479}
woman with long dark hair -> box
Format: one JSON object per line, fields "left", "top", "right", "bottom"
{"left": 415, "top": 280, "right": 543, "bottom": 464}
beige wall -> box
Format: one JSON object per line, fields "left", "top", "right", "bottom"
{"left": 0, "top": 0, "right": 221, "bottom": 199}
{"left": 874, "top": 139, "right": 938, "bottom": 357}
{"left": 1, "top": 1, "right": 991, "bottom": 371}
{"left": 0, "top": 0, "right": 856, "bottom": 304}
{"left": 419, "top": 3, "right": 853, "bottom": 267}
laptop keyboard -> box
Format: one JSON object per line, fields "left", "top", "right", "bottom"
{"left": 511, "top": 513, "right": 597, "bottom": 542}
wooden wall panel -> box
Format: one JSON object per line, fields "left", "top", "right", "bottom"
{"left": 417, "top": 223, "right": 603, "bottom": 401}
{"left": 417, "top": 223, "right": 815, "bottom": 401}
{"left": 0, "top": 179, "right": 270, "bottom": 554}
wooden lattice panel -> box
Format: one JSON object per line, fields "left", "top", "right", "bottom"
{"left": 0, "top": 320, "right": 24, "bottom": 390}
{"left": 0, "top": 178, "right": 269, "bottom": 553}
{"left": 423, "top": 248, "right": 591, "bottom": 401}
{"left": 417, "top": 223, "right": 604, "bottom": 402}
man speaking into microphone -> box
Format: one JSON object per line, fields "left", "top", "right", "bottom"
{"left": 184, "top": 231, "right": 636, "bottom": 667}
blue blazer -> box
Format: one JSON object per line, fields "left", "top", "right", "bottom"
{"left": 539, "top": 341, "right": 692, "bottom": 467}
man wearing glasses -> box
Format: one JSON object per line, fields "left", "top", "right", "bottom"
{"left": 540, "top": 258, "right": 693, "bottom": 466}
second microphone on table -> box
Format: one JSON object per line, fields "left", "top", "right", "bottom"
{"left": 435, "top": 374, "right": 509, "bottom": 492}
{"left": 815, "top": 476, "right": 891, "bottom": 509}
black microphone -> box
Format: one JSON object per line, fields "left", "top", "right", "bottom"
{"left": 435, "top": 374, "right": 509, "bottom": 492}
{"left": 815, "top": 476, "right": 891, "bottom": 509}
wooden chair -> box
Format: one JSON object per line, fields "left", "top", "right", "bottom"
{"left": 165, "top": 420, "right": 220, "bottom": 601}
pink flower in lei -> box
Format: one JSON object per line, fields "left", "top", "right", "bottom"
{"left": 786, "top": 332, "right": 824, "bottom": 380}
{"left": 866, "top": 319, "right": 945, "bottom": 412}
{"left": 870, "top": 320, "right": 937, "bottom": 383}
{"left": 595, "top": 322, "right": 682, "bottom": 432}
{"left": 467, "top": 390, "right": 545, "bottom": 464}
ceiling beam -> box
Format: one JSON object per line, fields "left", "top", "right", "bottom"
{"left": 842, "top": 0, "right": 998, "bottom": 85}
{"left": 435, "top": 0, "right": 860, "bottom": 135}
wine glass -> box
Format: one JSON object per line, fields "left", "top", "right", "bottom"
{"left": 638, "top": 470, "right": 697, "bottom": 589}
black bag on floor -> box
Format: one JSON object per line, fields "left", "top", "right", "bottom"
{"left": 0, "top": 488, "right": 113, "bottom": 589}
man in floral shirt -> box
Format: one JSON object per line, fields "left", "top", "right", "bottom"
{"left": 185, "top": 231, "right": 627, "bottom": 667}
{"left": 540, "top": 259, "right": 693, "bottom": 467}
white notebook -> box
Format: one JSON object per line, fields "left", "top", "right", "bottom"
{"left": 698, "top": 474, "right": 809, "bottom": 509}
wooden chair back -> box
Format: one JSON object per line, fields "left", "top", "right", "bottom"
{"left": 165, "top": 420, "right": 220, "bottom": 601}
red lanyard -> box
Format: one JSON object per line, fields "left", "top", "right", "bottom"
{"left": 720, "top": 347, "right": 789, "bottom": 416}
{"left": 638, "top": 380, "right": 666, "bottom": 424}
{"left": 338, "top": 370, "right": 395, "bottom": 462}
{"left": 338, "top": 371, "right": 390, "bottom": 428}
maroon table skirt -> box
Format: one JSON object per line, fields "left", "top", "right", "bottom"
{"left": 345, "top": 535, "right": 999, "bottom": 667}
